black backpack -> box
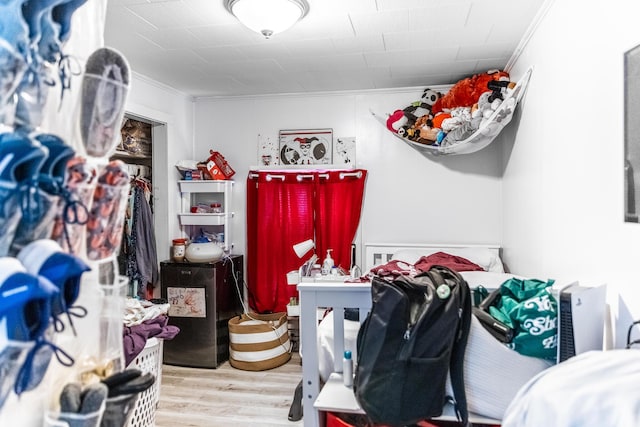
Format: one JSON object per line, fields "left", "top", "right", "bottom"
{"left": 354, "top": 265, "right": 472, "bottom": 427}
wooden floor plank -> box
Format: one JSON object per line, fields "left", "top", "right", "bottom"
{"left": 155, "top": 353, "right": 304, "bottom": 427}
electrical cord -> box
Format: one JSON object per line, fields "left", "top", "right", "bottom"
{"left": 223, "top": 254, "right": 292, "bottom": 354}
{"left": 222, "top": 254, "right": 249, "bottom": 314}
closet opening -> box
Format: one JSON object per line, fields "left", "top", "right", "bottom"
{"left": 112, "top": 113, "right": 167, "bottom": 299}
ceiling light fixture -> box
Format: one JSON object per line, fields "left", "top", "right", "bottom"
{"left": 224, "top": 0, "right": 309, "bottom": 39}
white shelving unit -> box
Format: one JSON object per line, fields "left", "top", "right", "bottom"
{"left": 178, "top": 180, "right": 234, "bottom": 251}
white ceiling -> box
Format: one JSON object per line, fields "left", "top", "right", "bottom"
{"left": 104, "top": 0, "right": 545, "bottom": 98}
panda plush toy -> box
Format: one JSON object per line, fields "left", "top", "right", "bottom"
{"left": 402, "top": 88, "right": 443, "bottom": 125}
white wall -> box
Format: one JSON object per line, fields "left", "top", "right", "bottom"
{"left": 116, "top": 0, "right": 640, "bottom": 351}
{"left": 194, "top": 89, "right": 504, "bottom": 265}
{"left": 124, "top": 74, "right": 195, "bottom": 265}
{"left": 504, "top": 0, "right": 640, "bottom": 347}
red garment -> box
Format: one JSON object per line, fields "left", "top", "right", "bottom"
{"left": 370, "top": 260, "right": 418, "bottom": 277}
{"left": 371, "top": 252, "right": 484, "bottom": 279}
{"left": 413, "top": 252, "right": 484, "bottom": 273}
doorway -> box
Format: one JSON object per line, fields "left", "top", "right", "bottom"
{"left": 112, "top": 113, "right": 167, "bottom": 298}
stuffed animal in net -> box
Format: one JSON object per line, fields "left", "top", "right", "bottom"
{"left": 439, "top": 84, "right": 517, "bottom": 147}
{"left": 402, "top": 88, "right": 442, "bottom": 124}
{"left": 386, "top": 88, "right": 442, "bottom": 136}
{"left": 386, "top": 109, "right": 407, "bottom": 134}
{"left": 431, "top": 70, "right": 512, "bottom": 115}
{"left": 388, "top": 88, "right": 444, "bottom": 144}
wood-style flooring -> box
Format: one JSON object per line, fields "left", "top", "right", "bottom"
{"left": 155, "top": 353, "right": 304, "bottom": 427}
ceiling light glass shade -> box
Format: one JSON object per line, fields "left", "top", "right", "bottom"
{"left": 225, "top": 0, "right": 309, "bottom": 39}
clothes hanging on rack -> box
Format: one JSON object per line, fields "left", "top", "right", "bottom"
{"left": 121, "top": 178, "right": 158, "bottom": 298}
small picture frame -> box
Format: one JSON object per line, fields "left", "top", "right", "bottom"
{"left": 334, "top": 136, "right": 356, "bottom": 166}
{"left": 279, "top": 129, "right": 333, "bottom": 165}
{"left": 167, "top": 287, "right": 206, "bottom": 318}
{"left": 258, "top": 134, "right": 279, "bottom": 166}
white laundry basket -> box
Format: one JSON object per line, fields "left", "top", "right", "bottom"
{"left": 125, "top": 337, "right": 163, "bottom": 427}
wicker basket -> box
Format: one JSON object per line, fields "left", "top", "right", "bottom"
{"left": 228, "top": 312, "right": 291, "bottom": 371}
{"left": 125, "top": 337, "right": 163, "bottom": 427}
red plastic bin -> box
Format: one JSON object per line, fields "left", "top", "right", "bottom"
{"left": 325, "top": 412, "right": 445, "bottom": 427}
{"left": 325, "top": 412, "right": 500, "bottom": 427}
{"left": 326, "top": 412, "right": 352, "bottom": 427}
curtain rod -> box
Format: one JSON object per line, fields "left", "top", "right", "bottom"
{"left": 249, "top": 165, "right": 356, "bottom": 172}
{"left": 248, "top": 170, "right": 363, "bottom": 181}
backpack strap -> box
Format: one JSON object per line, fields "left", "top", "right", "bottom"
{"left": 432, "top": 266, "right": 472, "bottom": 426}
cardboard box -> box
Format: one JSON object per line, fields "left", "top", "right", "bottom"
{"left": 206, "top": 150, "right": 235, "bottom": 180}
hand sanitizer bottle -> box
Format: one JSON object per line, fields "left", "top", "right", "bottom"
{"left": 321, "top": 249, "right": 334, "bottom": 275}
{"left": 343, "top": 350, "right": 353, "bottom": 387}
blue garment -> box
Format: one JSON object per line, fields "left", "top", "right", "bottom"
{"left": 0, "top": 261, "right": 68, "bottom": 395}
{"left": 133, "top": 185, "right": 158, "bottom": 290}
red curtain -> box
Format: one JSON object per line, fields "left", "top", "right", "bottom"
{"left": 314, "top": 170, "right": 367, "bottom": 271}
{"left": 246, "top": 169, "right": 367, "bottom": 313}
{"left": 246, "top": 171, "right": 315, "bottom": 313}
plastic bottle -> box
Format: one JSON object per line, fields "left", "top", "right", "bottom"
{"left": 322, "top": 249, "right": 334, "bottom": 275}
{"left": 343, "top": 350, "right": 353, "bottom": 387}
{"left": 172, "top": 238, "right": 186, "bottom": 262}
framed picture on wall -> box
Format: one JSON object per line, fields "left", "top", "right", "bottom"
{"left": 625, "top": 43, "right": 640, "bottom": 222}
{"left": 258, "top": 134, "right": 279, "bottom": 166}
{"left": 279, "top": 128, "right": 333, "bottom": 165}
{"left": 334, "top": 136, "right": 356, "bottom": 166}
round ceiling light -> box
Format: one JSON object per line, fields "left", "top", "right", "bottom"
{"left": 224, "top": 0, "right": 310, "bottom": 39}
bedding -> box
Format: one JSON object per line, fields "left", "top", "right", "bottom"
{"left": 318, "top": 270, "right": 521, "bottom": 382}
{"left": 502, "top": 350, "right": 640, "bottom": 427}
{"left": 371, "top": 252, "right": 484, "bottom": 277}
{"left": 391, "top": 246, "right": 505, "bottom": 273}
{"left": 316, "top": 266, "right": 552, "bottom": 420}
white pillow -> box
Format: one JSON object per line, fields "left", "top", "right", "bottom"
{"left": 391, "top": 247, "right": 505, "bottom": 273}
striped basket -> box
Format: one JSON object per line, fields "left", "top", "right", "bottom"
{"left": 228, "top": 312, "right": 291, "bottom": 371}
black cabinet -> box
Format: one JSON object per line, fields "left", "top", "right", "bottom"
{"left": 160, "top": 255, "right": 243, "bottom": 368}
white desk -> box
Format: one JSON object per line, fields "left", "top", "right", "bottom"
{"left": 298, "top": 280, "right": 371, "bottom": 427}
{"left": 298, "top": 279, "right": 502, "bottom": 427}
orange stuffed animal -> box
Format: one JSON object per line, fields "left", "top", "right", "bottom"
{"left": 431, "top": 70, "right": 511, "bottom": 115}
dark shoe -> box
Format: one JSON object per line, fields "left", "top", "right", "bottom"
{"left": 288, "top": 379, "right": 303, "bottom": 422}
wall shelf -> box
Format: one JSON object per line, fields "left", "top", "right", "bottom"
{"left": 178, "top": 213, "right": 229, "bottom": 226}
{"left": 112, "top": 150, "right": 152, "bottom": 161}
{"left": 178, "top": 180, "right": 232, "bottom": 193}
